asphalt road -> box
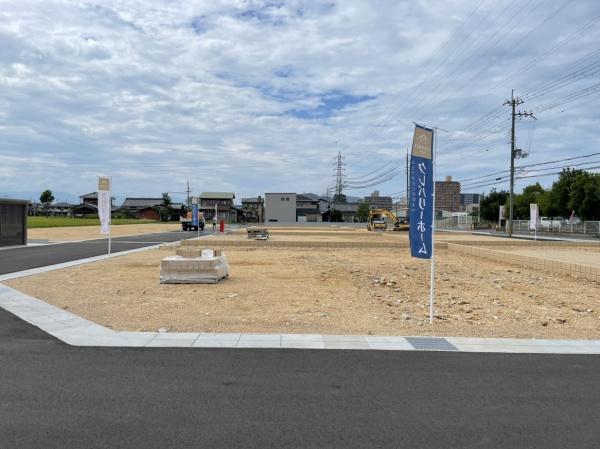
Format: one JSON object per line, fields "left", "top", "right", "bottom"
{"left": 1, "top": 308, "right": 599, "bottom": 448}
{"left": 0, "top": 230, "right": 209, "bottom": 275}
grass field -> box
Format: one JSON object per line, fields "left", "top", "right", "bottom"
{"left": 28, "top": 217, "right": 158, "bottom": 228}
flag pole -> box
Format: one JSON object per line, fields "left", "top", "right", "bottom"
{"left": 429, "top": 129, "right": 437, "bottom": 324}
{"left": 108, "top": 176, "right": 112, "bottom": 257}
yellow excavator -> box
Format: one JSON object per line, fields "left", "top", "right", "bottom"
{"left": 367, "top": 208, "right": 409, "bottom": 232}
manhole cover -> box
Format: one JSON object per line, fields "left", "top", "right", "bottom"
{"left": 405, "top": 337, "right": 457, "bottom": 351}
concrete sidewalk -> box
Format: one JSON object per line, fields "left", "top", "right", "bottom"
{"left": 1, "top": 283, "right": 599, "bottom": 354}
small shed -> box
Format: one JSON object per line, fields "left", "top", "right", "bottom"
{"left": 0, "top": 198, "right": 29, "bottom": 246}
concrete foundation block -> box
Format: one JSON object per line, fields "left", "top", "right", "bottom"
{"left": 160, "top": 254, "right": 230, "bottom": 284}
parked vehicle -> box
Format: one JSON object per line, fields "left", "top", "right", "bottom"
{"left": 180, "top": 210, "right": 205, "bottom": 231}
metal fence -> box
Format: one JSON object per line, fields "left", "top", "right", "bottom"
{"left": 435, "top": 215, "right": 475, "bottom": 231}
{"left": 511, "top": 220, "right": 600, "bottom": 236}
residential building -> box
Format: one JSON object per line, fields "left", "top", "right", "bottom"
{"left": 47, "top": 202, "right": 74, "bottom": 217}
{"left": 321, "top": 202, "right": 360, "bottom": 222}
{"left": 265, "top": 193, "right": 296, "bottom": 222}
{"left": 120, "top": 198, "right": 164, "bottom": 220}
{"left": 79, "top": 192, "right": 98, "bottom": 206}
{"left": 435, "top": 176, "right": 461, "bottom": 212}
{"left": 296, "top": 194, "right": 321, "bottom": 222}
{"left": 241, "top": 196, "right": 264, "bottom": 223}
{"left": 461, "top": 193, "right": 481, "bottom": 207}
{"left": 199, "top": 192, "right": 237, "bottom": 223}
{"left": 364, "top": 190, "right": 393, "bottom": 210}
{"left": 73, "top": 191, "right": 114, "bottom": 216}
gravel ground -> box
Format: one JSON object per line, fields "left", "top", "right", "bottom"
{"left": 6, "top": 241, "right": 599, "bottom": 339}
{"left": 490, "top": 246, "right": 600, "bottom": 267}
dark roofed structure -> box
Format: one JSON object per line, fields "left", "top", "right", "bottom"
{"left": 121, "top": 198, "right": 164, "bottom": 209}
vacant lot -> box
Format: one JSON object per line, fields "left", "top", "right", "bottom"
{"left": 7, "top": 234, "right": 598, "bottom": 339}
{"left": 28, "top": 222, "right": 182, "bottom": 242}
{"left": 28, "top": 217, "right": 158, "bottom": 228}
{"left": 490, "top": 246, "right": 600, "bottom": 267}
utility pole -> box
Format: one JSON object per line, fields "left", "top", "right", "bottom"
{"left": 504, "top": 90, "right": 536, "bottom": 237}
{"left": 186, "top": 180, "right": 191, "bottom": 209}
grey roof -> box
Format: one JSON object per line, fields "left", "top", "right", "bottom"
{"left": 79, "top": 192, "right": 97, "bottom": 199}
{"left": 331, "top": 202, "right": 360, "bottom": 212}
{"left": 200, "top": 192, "right": 235, "bottom": 199}
{"left": 242, "top": 197, "right": 264, "bottom": 203}
{"left": 52, "top": 202, "right": 74, "bottom": 208}
{"left": 121, "top": 198, "right": 163, "bottom": 208}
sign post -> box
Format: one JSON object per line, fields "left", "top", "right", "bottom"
{"left": 408, "top": 124, "right": 435, "bottom": 323}
{"left": 191, "top": 196, "right": 199, "bottom": 238}
{"left": 98, "top": 176, "right": 112, "bottom": 257}
{"left": 529, "top": 203, "right": 538, "bottom": 241}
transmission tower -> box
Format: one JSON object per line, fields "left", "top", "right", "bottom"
{"left": 333, "top": 151, "right": 347, "bottom": 203}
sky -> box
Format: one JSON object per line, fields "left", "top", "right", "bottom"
{"left": 1, "top": 0, "right": 599, "bottom": 204}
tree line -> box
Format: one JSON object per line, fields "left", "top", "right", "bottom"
{"left": 479, "top": 168, "right": 600, "bottom": 222}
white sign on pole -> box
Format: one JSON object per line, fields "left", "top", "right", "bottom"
{"left": 499, "top": 205, "right": 505, "bottom": 224}
{"left": 98, "top": 176, "right": 112, "bottom": 256}
{"left": 529, "top": 203, "right": 539, "bottom": 230}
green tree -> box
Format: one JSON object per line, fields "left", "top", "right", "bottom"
{"left": 479, "top": 190, "right": 508, "bottom": 222}
{"left": 330, "top": 209, "right": 343, "bottom": 222}
{"left": 356, "top": 201, "right": 370, "bottom": 222}
{"left": 568, "top": 172, "right": 600, "bottom": 220}
{"left": 548, "top": 168, "right": 582, "bottom": 218}
{"left": 39, "top": 189, "right": 54, "bottom": 206}
{"left": 159, "top": 192, "right": 173, "bottom": 221}
{"left": 39, "top": 189, "right": 54, "bottom": 216}
{"left": 513, "top": 183, "right": 545, "bottom": 219}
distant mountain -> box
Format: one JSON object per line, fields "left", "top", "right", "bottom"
{"left": 301, "top": 192, "right": 363, "bottom": 203}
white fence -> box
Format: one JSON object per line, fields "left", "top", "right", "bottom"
{"left": 435, "top": 215, "right": 475, "bottom": 231}
{"left": 511, "top": 220, "right": 600, "bottom": 236}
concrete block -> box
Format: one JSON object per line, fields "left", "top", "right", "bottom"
{"left": 160, "top": 255, "right": 229, "bottom": 284}
{"left": 175, "top": 247, "right": 203, "bottom": 258}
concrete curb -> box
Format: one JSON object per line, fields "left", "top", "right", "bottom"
{"left": 1, "top": 284, "right": 599, "bottom": 353}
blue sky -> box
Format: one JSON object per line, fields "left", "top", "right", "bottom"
{"left": 0, "top": 0, "right": 599, "bottom": 203}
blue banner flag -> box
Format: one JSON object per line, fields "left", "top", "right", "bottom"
{"left": 191, "top": 204, "right": 199, "bottom": 227}
{"left": 409, "top": 124, "right": 434, "bottom": 259}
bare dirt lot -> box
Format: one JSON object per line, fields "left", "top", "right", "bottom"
{"left": 28, "top": 222, "right": 181, "bottom": 242}
{"left": 492, "top": 246, "right": 600, "bottom": 267}
{"left": 7, "top": 234, "right": 599, "bottom": 339}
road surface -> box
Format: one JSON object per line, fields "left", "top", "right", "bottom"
{"left": 1, "top": 308, "right": 599, "bottom": 448}
{"left": 0, "top": 230, "right": 209, "bottom": 275}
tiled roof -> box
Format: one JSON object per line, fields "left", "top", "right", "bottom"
{"left": 121, "top": 198, "right": 163, "bottom": 208}
{"left": 200, "top": 192, "right": 235, "bottom": 199}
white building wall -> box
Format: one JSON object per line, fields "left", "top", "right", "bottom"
{"left": 265, "top": 193, "right": 297, "bottom": 222}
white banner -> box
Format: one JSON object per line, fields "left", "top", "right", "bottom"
{"left": 98, "top": 177, "right": 111, "bottom": 235}
{"left": 529, "top": 203, "right": 539, "bottom": 230}
{"left": 499, "top": 205, "right": 505, "bottom": 223}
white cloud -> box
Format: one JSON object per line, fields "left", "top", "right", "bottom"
{"left": 0, "top": 0, "right": 599, "bottom": 201}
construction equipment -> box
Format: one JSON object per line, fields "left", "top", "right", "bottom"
{"left": 367, "top": 208, "right": 409, "bottom": 232}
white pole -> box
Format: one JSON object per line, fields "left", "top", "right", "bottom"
{"left": 429, "top": 128, "right": 437, "bottom": 324}
{"left": 108, "top": 176, "right": 112, "bottom": 257}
